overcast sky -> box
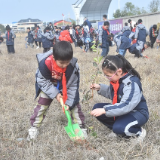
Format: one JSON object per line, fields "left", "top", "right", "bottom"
{"left": 0, "top": 0, "right": 152, "bottom": 24}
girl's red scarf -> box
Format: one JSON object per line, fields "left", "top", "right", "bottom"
{"left": 103, "top": 26, "right": 110, "bottom": 35}
{"left": 110, "top": 73, "right": 127, "bottom": 120}
{"left": 45, "top": 55, "right": 67, "bottom": 104}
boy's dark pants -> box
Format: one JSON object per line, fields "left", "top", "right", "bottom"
{"left": 150, "top": 37, "right": 157, "bottom": 48}
{"left": 93, "top": 103, "right": 144, "bottom": 137}
{"left": 7, "top": 45, "right": 15, "bottom": 54}
{"left": 43, "top": 48, "right": 50, "bottom": 53}
{"left": 30, "top": 92, "right": 85, "bottom": 128}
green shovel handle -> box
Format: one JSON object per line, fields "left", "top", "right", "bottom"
{"left": 64, "top": 106, "right": 73, "bottom": 128}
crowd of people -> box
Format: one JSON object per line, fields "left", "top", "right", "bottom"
{"left": 1, "top": 16, "right": 160, "bottom": 58}
{"left": 0, "top": 15, "right": 160, "bottom": 144}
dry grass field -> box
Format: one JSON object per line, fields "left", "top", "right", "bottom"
{"left": 0, "top": 34, "right": 160, "bottom": 160}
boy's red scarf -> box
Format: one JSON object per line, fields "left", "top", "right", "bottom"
{"left": 45, "top": 55, "right": 67, "bottom": 104}
{"left": 103, "top": 26, "right": 110, "bottom": 35}
{"left": 7, "top": 31, "right": 10, "bottom": 40}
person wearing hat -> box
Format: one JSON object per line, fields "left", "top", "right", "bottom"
{"left": 5, "top": 25, "right": 16, "bottom": 54}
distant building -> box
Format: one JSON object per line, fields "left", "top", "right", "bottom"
{"left": 54, "top": 20, "right": 72, "bottom": 26}
{"left": 72, "top": 0, "right": 112, "bottom": 24}
{"left": 17, "top": 18, "right": 43, "bottom": 31}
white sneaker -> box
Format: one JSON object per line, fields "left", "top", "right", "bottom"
{"left": 81, "top": 128, "right": 88, "bottom": 139}
{"left": 27, "top": 127, "right": 39, "bottom": 141}
{"left": 137, "top": 127, "right": 146, "bottom": 143}
{"left": 108, "top": 132, "right": 117, "bottom": 138}
{"left": 36, "top": 46, "right": 39, "bottom": 49}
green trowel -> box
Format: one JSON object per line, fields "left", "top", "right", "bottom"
{"left": 60, "top": 98, "right": 85, "bottom": 141}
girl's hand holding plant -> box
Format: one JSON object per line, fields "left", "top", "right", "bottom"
{"left": 90, "top": 84, "right": 100, "bottom": 91}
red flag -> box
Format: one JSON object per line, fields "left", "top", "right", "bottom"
{"left": 62, "top": 14, "right": 64, "bottom": 16}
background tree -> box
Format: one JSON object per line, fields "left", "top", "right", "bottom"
{"left": 0, "top": 24, "right": 5, "bottom": 33}
{"left": 148, "top": 0, "right": 160, "bottom": 13}
{"left": 113, "top": 2, "right": 148, "bottom": 18}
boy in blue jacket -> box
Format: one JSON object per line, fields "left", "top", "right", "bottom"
{"left": 114, "top": 34, "right": 131, "bottom": 57}
{"left": 27, "top": 41, "right": 87, "bottom": 140}
{"left": 42, "top": 27, "right": 54, "bottom": 53}
{"left": 99, "top": 21, "right": 110, "bottom": 57}
{"left": 5, "top": 25, "right": 16, "bottom": 54}
{"left": 26, "top": 27, "right": 34, "bottom": 48}
{"left": 134, "top": 19, "right": 148, "bottom": 52}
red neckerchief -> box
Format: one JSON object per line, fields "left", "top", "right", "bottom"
{"left": 110, "top": 81, "right": 120, "bottom": 105}
{"left": 132, "top": 28, "right": 136, "bottom": 32}
{"left": 7, "top": 31, "right": 10, "bottom": 40}
{"left": 103, "top": 26, "right": 110, "bottom": 35}
{"left": 82, "top": 29, "right": 84, "bottom": 35}
{"left": 76, "top": 29, "right": 79, "bottom": 35}
{"left": 45, "top": 55, "right": 67, "bottom": 104}
{"left": 110, "top": 73, "right": 127, "bottom": 120}
{"left": 152, "top": 28, "right": 156, "bottom": 37}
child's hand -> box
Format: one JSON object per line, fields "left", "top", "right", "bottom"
{"left": 56, "top": 93, "right": 63, "bottom": 102}
{"left": 62, "top": 105, "right": 69, "bottom": 114}
{"left": 90, "top": 84, "right": 100, "bottom": 91}
{"left": 90, "top": 108, "right": 106, "bottom": 117}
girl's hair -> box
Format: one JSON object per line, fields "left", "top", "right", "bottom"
{"left": 102, "top": 55, "right": 141, "bottom": 80}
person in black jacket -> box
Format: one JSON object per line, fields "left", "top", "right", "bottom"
{"left": 149, "top": 24, "right": 158, "bottom": 48}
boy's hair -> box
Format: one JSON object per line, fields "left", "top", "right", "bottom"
{"left": 6, "top": 25, "right": 11, "bottom": 30}
{"left": 103, "top": 14, "right": 107, "bottom": 19}
{"left": 58, "top": 27, "right": 62, "bottom": 30}
{"left": 102, "top": 55, "right": 141, "bottom": 80}
{"left": 54, "top": 26, "right": 58, "bottom": 29}
{"left": 53, "top": 41, "right": 73, "bottom": 61}
{"left": 27, "top": 27, "right": 30, "bottom": 30}
{"left": 65, "top": 26, "right": 70, "bottom": 30}
{"left": 128, "top": 19, "right": 131, "bottom": 23}
{"left": 145, "top": 41, "right": 151, "bottom": 47}
{"left": 125, "top": 22, "right": 128, "bottom": 26}
{"left": 45, "top": 27, "right": 51, "bottom": 31}
{"left": 138, "top": 19, "right": 142, "bottom": 24}
{"left": 104, "top": 21, "right": 110, "bottom": 26}
{"left": 153, "top": 24, "right": 157, "bottom": 30}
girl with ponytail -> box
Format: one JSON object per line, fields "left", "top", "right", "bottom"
{"left": 90, "top": 55, "right": 149, "bottom": 142}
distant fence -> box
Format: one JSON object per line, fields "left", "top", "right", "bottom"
{"left": 96, "top": 12, "right": 160, "bottom": 32}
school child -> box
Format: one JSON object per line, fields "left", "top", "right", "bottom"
{"left": 5, "top": 25, "right": 16, "bottom": 54}
{"left": 149, "top": 24, "right": 158, "bottom": 48}
{"left": 156, "top": 23, "right": 160, "bottom": 49}
{"left": 70, "top": 25, "right": 77, "bottom": 47}
{"left": 99, "top": 21, "right": 110, "bottom": 57}
{"left": 26, "top": 27, "right": 34, "bottom": 48}
{"left": 0, "top": 37, "right": 4, "bottom": 54}
{"left": 27, "top": 41, "right": 87, "bottom": 140}
{"left": 53, "top": 26, "right": 60, "bottom": 44}
{"left": 58, "top": 27, "right": 62, "bottom": 34}
{"left": 41, "top": 27, "right": 54, "bottom": 53}
{"left": 37, "top": 26, "right": 42, "bottom": 47}
{"left": 128, "top": 19, "right": 133, "bottom": 31}
{"left": 129, "top": 41, "right": 151, "bottom": 58}
{"left": 134, "top": 19, "right": 148, "bottom": 52}
{"left": 33, "top": 26, "right": 41, "bottom": 49}
{"left": 121, "top": 23, "right": 131, "bottom": 38}
{"left": 90, "top": 55, "right": 149, "bottom": 142}
{"left": 59, "top": 26, "right": 73, "bottom": 43}
{"left": 113, "top": 34, "right": 131, "bottom": 57}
